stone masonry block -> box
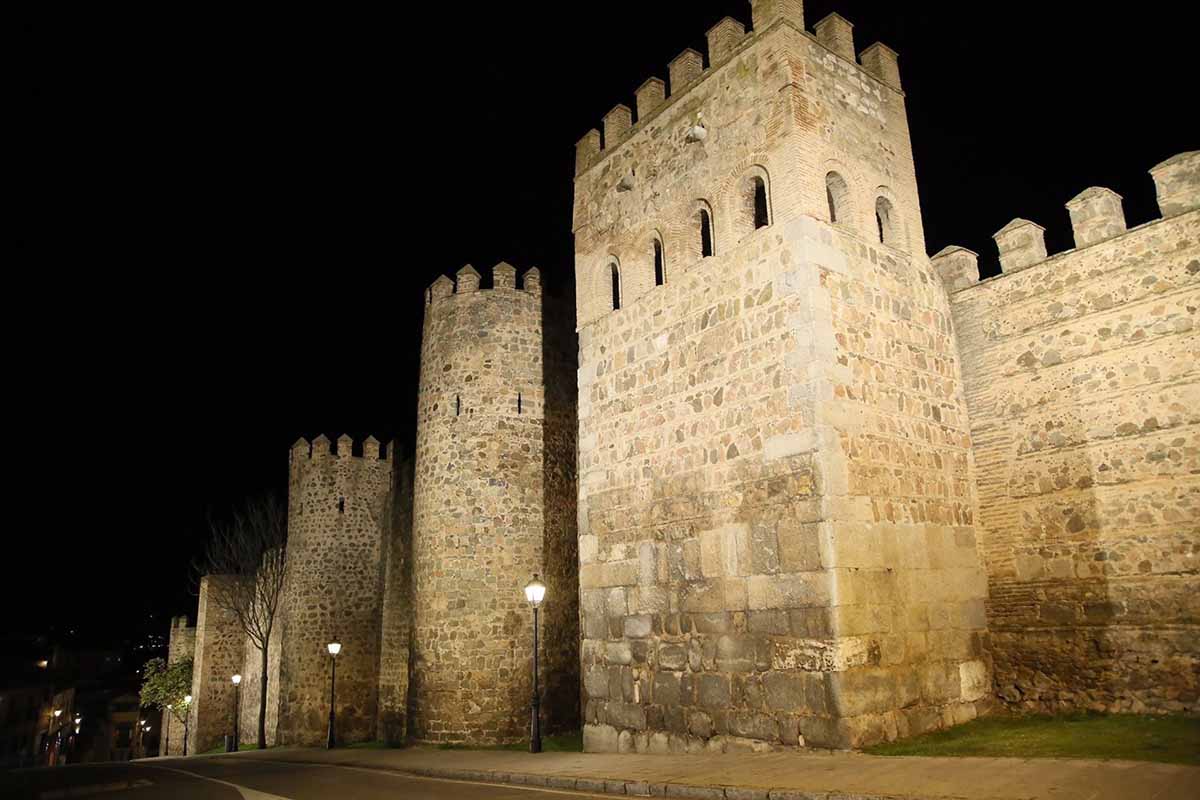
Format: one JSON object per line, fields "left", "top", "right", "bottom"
{"left": 992, "top": 218, "right": 1047, "bottom": 273}
{"left": 1065, "top": 187, "right": 1126, "bottom": 248}
{"left": 706, "top": 17, "right": 745, "bottom": 65}
{"left": 1149, "top": 150, "right": 1199, "bottom": 217}
{"left": 930, "top": 246, "right": 979, "bottom": 293}
{"left": 814, "top": 12, "right": 854, "bottom": 60}
{"left": 747, "top": 571, "right": 832, "bottom": 610}
{"left": 751, "top": 0, "right": 805, "bottom": 32}
{"left": 668, "top": 49, "right": 703, "bottom": 94}
{"left": 635, "top": 78, "right": 666, "bottom": 123}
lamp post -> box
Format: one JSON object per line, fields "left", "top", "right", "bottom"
{"left": 68, "top": 715, "right": 81, "bottom": 763}
{"left": 182, "top": 695, "right": 192, "bottom": 756}
{"left": 523, "top": 574, "right": 547, "bottom": 754}
{"left": 164, "top": 704, "right": 171, "bottom": 756}
{"left": 326, "top": 641, "right": 341, "bottom": 750}
{"left": 231, "top": 674, "right": 242, "bottom": 752}
{"left": 48, "top": 708, "right": 62, "bottom": 766}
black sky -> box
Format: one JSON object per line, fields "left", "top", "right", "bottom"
{"left": 13, "top": 2, "right": 1195, "bottom": 646}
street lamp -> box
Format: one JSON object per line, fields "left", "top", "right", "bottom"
{"left": 524, "top": 574, "right": 547, "bottom": 754}
{"left": 231, "top": 674, "right": 242, "bottom": 752}
{"left": 182, "top": 695, "right": 192, "bottom": 757}
{"left": 48, "top": 709, "right": 62, "bottom": 766}
{"left": 326, "top": 641, "right": 341, "bottom": 750}
{"left": 164, "top": 704, "right": 171, "bottom": 756}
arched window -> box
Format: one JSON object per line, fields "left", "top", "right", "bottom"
{"left": 751, "top": 176, "right": 769, "bottom": 229}
{"left": 826, "top": 172, "right": 849, "bottom": 224}
{"left": 875, "top": 196, "right": 898, "bottom": 246}
{"left": 653, "top": 238, "right": 665, "bottom": 286}
{"left": 699, "top": 208, "right": 714, "bottom": 258}
{"left": 609, "top": 260, "right": 621, "bottom": 310}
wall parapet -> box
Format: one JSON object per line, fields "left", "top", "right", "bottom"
{"left": 1150, "top": 150, "right": 1199, "bottom": 218}
{"left": 425, "top": 262, "right": 542, "bottom": 306}
{"left": 931, "top": 245, "right": 979, "bottom": 293}
{"left": 290, "top": 434, "right": 395, "bottom": 464}
{"left": 937, "top": 151, "right": 1196, "bottom": 292}
{"left": 573, "top": 5, "right": 902, "bottom": 177}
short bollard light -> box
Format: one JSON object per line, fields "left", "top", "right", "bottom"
{"left": 326, "top": 641, "right": 342, "bottom": 750}
{"left": 524, "top": 574, "right": 547, "bottom": 754}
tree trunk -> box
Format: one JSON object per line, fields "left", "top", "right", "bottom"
{"left": 258, "top": 644, "right": 269, "bottom": 749}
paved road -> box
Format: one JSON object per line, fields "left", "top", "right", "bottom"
{"left": 1, "top": 756, "right": 611, "bottom": 799}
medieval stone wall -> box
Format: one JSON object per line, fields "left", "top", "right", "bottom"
{"left": 573, "top": 4, "right": 989, "bottom": 752}
{"left": 188, "top": 576, "right": 244, "bottom": 754}
{"left": 378, "top": 455, "right": 414, "bottom": 744}
{"left": 237, "top": 586, "right": 282, "bottom": 747}
{"left": 275, "top": 435, "right": 395, "bottom": 746}
{"left": 941, "top": 154, "right": 1199, "bottom": 714}
{"left": 160, "top": 616, "right": 194, "bottom": 755}
{"left": 411, "top": 263, "right": 578, "bottom": 744}
{"left": 541, "top": 282, "right": 582, "bottom": 734}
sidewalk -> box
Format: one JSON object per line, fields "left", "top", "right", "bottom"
{"left": 221, "top": 744, "right": 1200, "bottom": 799}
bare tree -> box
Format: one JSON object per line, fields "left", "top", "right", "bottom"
{"left": 198, "top": 494, "right": 287, "bottom": 749}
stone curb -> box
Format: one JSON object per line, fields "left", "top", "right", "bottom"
{"left": 349, "top": 760, "right": 944, "bottom": 800}
{"left": 228, "top": 754, "right": 952, "bottom": 800}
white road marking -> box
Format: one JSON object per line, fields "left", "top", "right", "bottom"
{"left": 134, "top": 764, "right": 293, "bottom": 800}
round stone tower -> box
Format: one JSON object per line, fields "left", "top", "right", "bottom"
{"left": 276, "top": 434, "right": 395, "bottom": 746}
{"left": 411, "top": 262, "right": 576, "bottom": 744}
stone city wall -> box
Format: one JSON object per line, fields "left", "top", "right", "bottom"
{"left": 188, "top": 575, "right": 244, "bottom": 754}
{"left": 411, "top": 262, "right": 578, "bottom": 744}
{"left": 275, "top": 435, "right": 395, "bottom": 746}
{"left": 941, "top": 152, "right": 1199, "bottom": 714}
{"left": 378, "top": 455, "right": 414, "bottom": 744}
{"left": 573, "top": 3, "right": 988, "bottom": 752}
{"left": 160, "top": 616, "right": 194, "bottom": 756}
{"left": 237, "top": 578, "right": 282, "bottom": 747}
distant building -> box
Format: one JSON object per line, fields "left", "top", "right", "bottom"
{"left": 0, "top": 685, "right": 46, "bottom": 768}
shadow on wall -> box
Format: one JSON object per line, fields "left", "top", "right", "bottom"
{"left": 541, "top": 268, "right": 582, "bottom": 735}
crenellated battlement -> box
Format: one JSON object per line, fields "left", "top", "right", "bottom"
{"left": 289, "top": 434, "right": 395, "bottom": 466}
{"left": 933, "top": 151, "right": 1199, "bottom": 293}
{"left": 574, "top": 2, "right": 902, "bottom": 176}
{"left": 424, "top": 262, "right": 541, "bottom": 306}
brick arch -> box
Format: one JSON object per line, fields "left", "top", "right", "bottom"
{"left": 872, "top": 184, "right": 909, "bottom": 252}
{"left": 712, "top": 153, "right": 775, "bottom": 246}
{"left": 819, "top": 157, "right": 865, "bottom": 233}
{"left": 633, "top": 227, "right": 668, "bottom": 291}
{"left": 589, "top": 253, "right": 625, "bottom": 318}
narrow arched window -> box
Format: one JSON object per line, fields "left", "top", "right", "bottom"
{"left": 826, "top": 172, "right": 848, "bottom": 224}
{"left": 653, "top": 239, "right": 665, "bottom": 286}
{"left": 455, "top": 394, "right": 461, "bottom": 416}
{"left": 752, "top": 177, "right": 769, "bottom": 229}
{"left": 517, "top": 392, "right": 523, "bottom": 414}
{"left": 875, "top": 196, "right": 898, "bottom": 246}
{"left": 699, "top": 209, "right": 714, "bottom": 258}
{"left": 610, "top": 261, "right": 621, "bottom": 310}
{"left": 337, "top": 497, "right": 345, "bottom": 514}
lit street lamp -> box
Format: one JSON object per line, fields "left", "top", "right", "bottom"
{"left": 524, "top": 574, "right": 547, "bottom": 754}
{"left": 326, "top": 641, "right": 341, "bottom": 750}
{"left": 182, "top": 695, "right": 192, "bottom": 756}
{"left": 231, "top": 674, "right": 242, "bottom": 752}
{"left": 48, "top": 709, "right": 62, "bottom": 766}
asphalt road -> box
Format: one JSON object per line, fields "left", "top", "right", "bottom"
{"left": 1, "top": 756, "right": 611, "bottom": 799}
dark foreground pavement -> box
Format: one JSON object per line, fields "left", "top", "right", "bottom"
{"left": 0, "top": 756, "right": 610, "bottom": 800}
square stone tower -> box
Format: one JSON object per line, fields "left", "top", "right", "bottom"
{"left": 573, "top": 0, "right": 989, "bottom": 751}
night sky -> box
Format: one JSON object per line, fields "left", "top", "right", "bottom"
{"left": 14, "top": 2, "right": 1194, "bottom": 650}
